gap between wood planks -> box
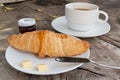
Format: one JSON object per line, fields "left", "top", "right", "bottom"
{"left": 77, "top": 67, "right": 105, "bottom": 77}
{"left": 97, "top": 38, "right": 120, "bottom": 56}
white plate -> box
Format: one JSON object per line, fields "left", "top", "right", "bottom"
{"left": 5, "top": 46, "right": 90, "bottom": 75}
{"left": 51, "top": 16, "right": 111, "bottom": 37}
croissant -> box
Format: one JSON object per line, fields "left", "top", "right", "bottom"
{"left": 8, "top": 30, "right": 89, "bottom": 58}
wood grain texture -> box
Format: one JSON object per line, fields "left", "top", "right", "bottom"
{"left": 0, "top": 0, "right": 120, "bottom": 80}
{"left": 0, "top": 0, "right": 25, "bottom": 3}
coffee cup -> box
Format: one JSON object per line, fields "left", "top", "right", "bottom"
{"left": 65, "top": 2, "right": 108, "bottom": 31}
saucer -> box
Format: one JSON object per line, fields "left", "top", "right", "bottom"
{"left": 51, "top": 16, "right": 111, "bottom": 37}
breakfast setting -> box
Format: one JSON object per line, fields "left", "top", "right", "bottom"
{"left": 0, "top": 0, "right": 120, "bottom": 80}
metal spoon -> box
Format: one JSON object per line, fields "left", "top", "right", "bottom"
{"left": 55, "top": 57, "right": 120, "bottom": 69}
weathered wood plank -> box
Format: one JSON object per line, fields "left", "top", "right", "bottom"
{"left": 0, "top": 0, "right": 25, "bottom": 3}
{"left": 88, "top": 38, "right": 120, "bottom": 67}
{"left": 81, "top": 38, "right": 120, "bottom": 80}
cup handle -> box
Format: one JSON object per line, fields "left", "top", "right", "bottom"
{"left": 99, "top": 10, "right": 108, "bottom": 21}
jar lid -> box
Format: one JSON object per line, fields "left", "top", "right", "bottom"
{"left": 18, "top": 18, "right": 36, "bottom": 27}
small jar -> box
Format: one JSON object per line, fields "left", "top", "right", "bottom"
{"left": 18, "top": 18, "right": 36, "bottom": 34}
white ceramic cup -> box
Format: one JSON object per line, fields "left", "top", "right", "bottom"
{"left": 65, "top": 2, "right": 109, "bottom": 31}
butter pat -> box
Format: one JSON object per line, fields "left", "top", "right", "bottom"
{"left": 37, "top": 64, "right": 48, "bottom": 72}
{"left": 21, "top": 60, "right": 33, "bottom": 69}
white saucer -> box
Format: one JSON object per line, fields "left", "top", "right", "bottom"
{"left": 51, "top": 16, "right": 111, "bottom": 37}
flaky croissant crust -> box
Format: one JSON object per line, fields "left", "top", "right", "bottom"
{"left": 8, "top": 30, "right": 89, "bottom": 58}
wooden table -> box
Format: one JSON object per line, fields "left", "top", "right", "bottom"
{"left": 0, "top": 0, "right": 120, "bottom": 80}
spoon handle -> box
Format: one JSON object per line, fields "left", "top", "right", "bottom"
{"left": 55, "top": 57, "right": 90, "bottom": 63}
{"left": 90, "top": 60, "right": 120, "bottom": 69}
